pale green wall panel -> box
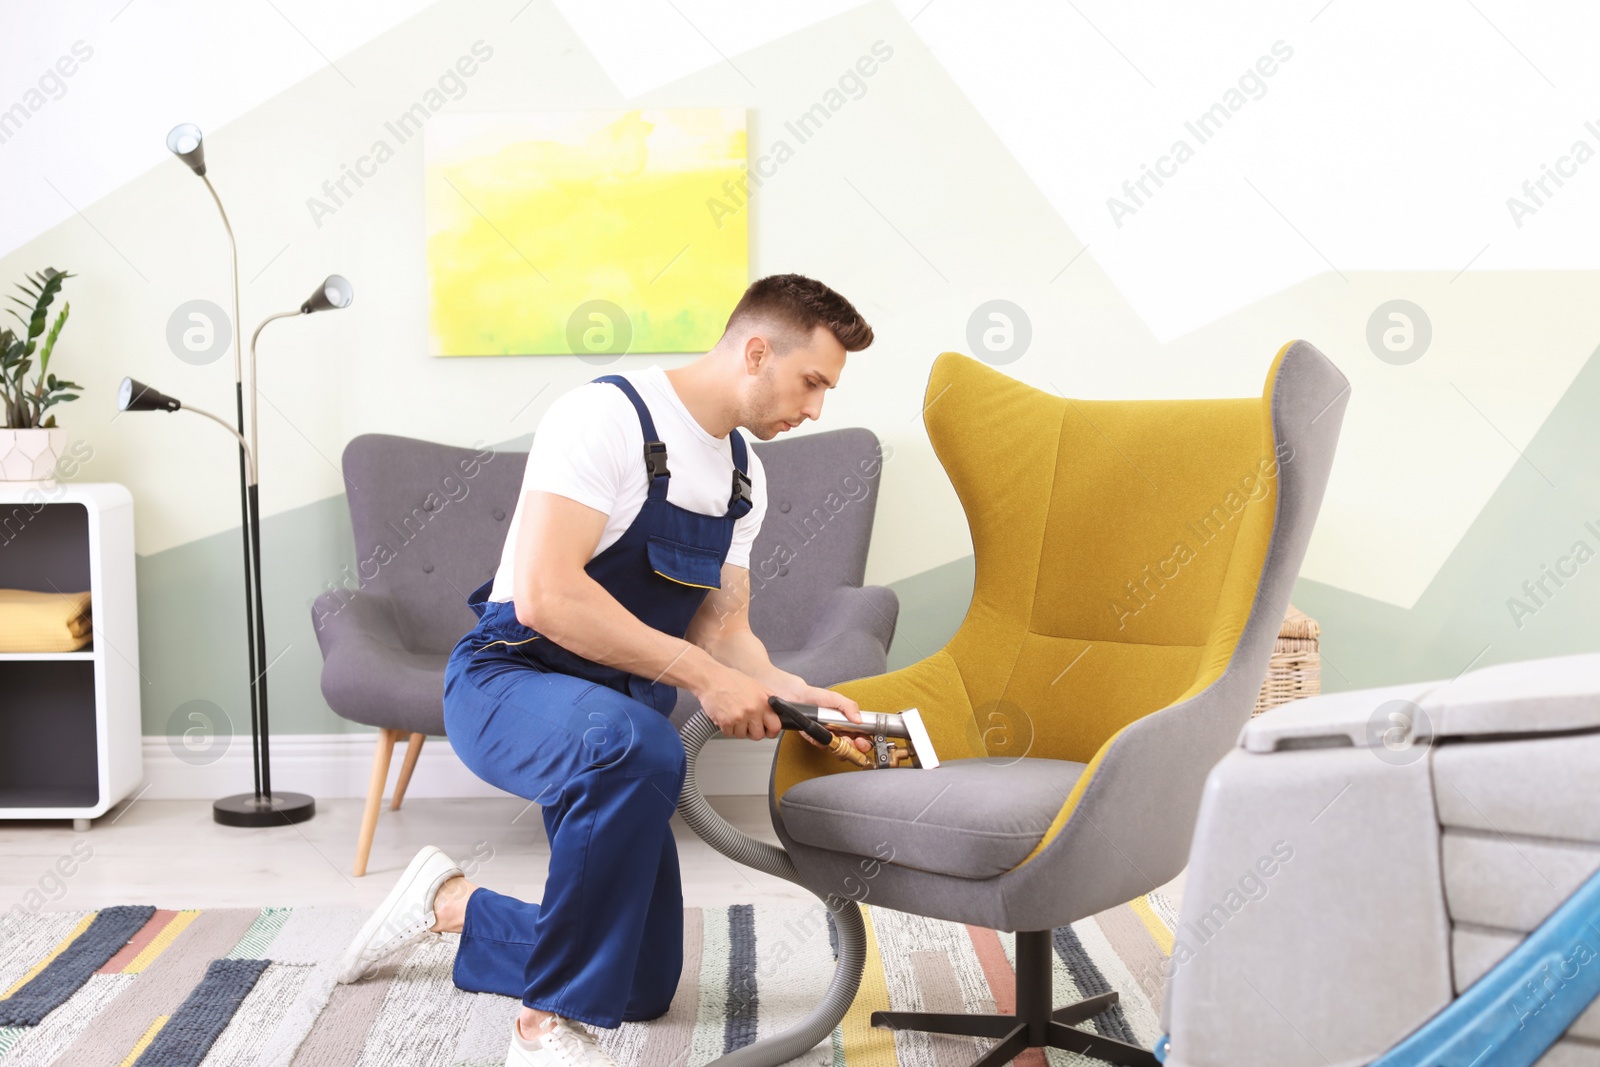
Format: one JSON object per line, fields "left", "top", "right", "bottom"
{"left": 883, "top": 554, "right": 973, "bottom": 674}
{"left": 137, "top": 492, "right": 362, "bottom": 737}
{"left": 1294, "top": 342, "right": 1600, "bottom": 690}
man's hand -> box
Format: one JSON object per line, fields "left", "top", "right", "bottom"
{"left": 770, "top": 681, "right": 873, "bottom": 754}
{"left": 695, "top": 662, "right": 781, "bottom": 740}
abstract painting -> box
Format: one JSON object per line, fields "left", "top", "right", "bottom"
{"left": 425, "top": 108, "right": 749, "bottom": 357}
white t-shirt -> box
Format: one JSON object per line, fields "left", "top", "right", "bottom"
{"left": 488, "top": 365, "right": 767, "bottom": 603}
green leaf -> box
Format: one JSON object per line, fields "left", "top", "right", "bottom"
{"left": 16, "top": 269, "right": 67, "bottom": 344}
{"left": 38, "top": 301, "right": 68, "bottom": 372}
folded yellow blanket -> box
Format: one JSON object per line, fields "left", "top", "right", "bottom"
{"left": 0, "top": 588, "right": 93, "bottom": 652}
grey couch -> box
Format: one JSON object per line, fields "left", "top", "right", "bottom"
{"left": 311, "top": 426, "right": 897, "bottom": 876}
{"left": 1163, "top": 652, "right": 1600, "bottom": 1066}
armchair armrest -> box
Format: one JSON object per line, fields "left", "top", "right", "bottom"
{"left": 311, "top": 589, "right": 407, "bottom": 658}
{"left": 804, "top": 584, "right": 899, "bottom": 652}
{"left": 1003, "top": 670, "right": 1258, "bottom": 924}
{"left": 309, "top": 590, "right": 447, "bottom": 732}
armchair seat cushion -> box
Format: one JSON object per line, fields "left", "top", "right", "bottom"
{"left": 779, "top": 757, "right": 1087, "bottom": 880}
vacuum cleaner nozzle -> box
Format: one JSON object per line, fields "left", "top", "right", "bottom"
{"left": 768, "top": 697, "right": 941, "bottom": 770}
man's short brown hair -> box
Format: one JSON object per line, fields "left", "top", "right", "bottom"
{"left": 724, "top": 274, "right": 874, "bottom": 354}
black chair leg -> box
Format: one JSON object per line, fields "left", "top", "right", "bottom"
{"left": 871, "top": 1011, "right": 1021, "bottom": 1038}
{"left": 867, "top": 930, "right": 1158, "bottom": 1067}
{"left": 1049, "top": 1021, "right": 1161, "bottom": 1066}
{"left": 969, "top": 1025, "right": 1029, "bottom": 1067}
{"left": 1051, "top": 991, "right": 1120, "bottom": 1026}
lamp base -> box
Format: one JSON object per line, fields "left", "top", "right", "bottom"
{"left": 213, "top": 791, "right": 316, "bottom": 828}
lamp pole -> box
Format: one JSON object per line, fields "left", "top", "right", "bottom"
{"left": 245, "top": 311, "right": 295, "bottom": 800}
{"left": 240, "top": 277, "right": 352, "bottom": 807}
{"left": 204, "top": 280, "right": 350, "bottom": 827}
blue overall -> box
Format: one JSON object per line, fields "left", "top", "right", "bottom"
{"left": 441, "top": 374, "right": 754, "bottom": 1029}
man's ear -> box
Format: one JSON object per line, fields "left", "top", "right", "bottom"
{"left": 743, "top": 333, "right": 770, "bottom": 374}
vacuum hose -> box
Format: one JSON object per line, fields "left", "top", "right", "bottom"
{"left": 676, "top": 708, "right": 868, "bottom": 1067}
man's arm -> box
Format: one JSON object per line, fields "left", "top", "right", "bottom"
{"left": 682, "top": 563, "right": 795, "bottom": 691}
{"left": 514, "top": 489, "right": 778, "bottom": 738}
{"left": 684, "top": 563, "right": 863, "bottom": 729}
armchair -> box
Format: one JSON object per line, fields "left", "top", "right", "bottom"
{"left": 313, "top": 426, "right": 898, "bottom": 876}
{"left": 750, "top": 342, "right": 1350, "bottom": 1067}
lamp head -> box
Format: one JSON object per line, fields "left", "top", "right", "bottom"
{"left": 118, "top": 377, "right": 181, "bottom": 413}
{"left": 301, "top": 274, "right": 353, "bottom": 314}
{"left": 166, "top": 124, "right": 206, "bottom": 176}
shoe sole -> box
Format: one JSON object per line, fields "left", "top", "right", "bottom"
{"left": 337, "top": 845, "right": 454, "bottom": 983}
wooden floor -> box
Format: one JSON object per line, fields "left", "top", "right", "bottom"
{"left": 1, "top": 795, "right": 1183, "bottom": 916}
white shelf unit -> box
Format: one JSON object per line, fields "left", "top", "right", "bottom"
{"left": 0, "top": 482, "right": 143, "bottom": 828}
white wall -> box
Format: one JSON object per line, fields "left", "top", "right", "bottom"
{"left": 4, "top": 0, "right": 1598, "bottom": 745}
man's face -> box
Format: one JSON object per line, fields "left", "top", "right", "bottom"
{"left": 745, "top": 324, "right": 847, "bottom": 440}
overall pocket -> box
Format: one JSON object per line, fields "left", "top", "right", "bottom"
{"left": 645, "top": 534, "right": 723, "bottom": 590}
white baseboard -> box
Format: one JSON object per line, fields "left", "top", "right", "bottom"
{"left": 140, "top": 733, "right": 777, "bottom": 800}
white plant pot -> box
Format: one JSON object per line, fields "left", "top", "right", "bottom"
{"left": 0, "top": 427, "right": 69, "bottom": 486}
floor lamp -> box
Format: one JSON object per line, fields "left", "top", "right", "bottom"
{"left": 143, "top": 122, "right": 353, "bottom": 827}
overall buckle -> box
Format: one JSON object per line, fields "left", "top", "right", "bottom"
{"left": 644, "top": 441, "right": 670, "bottom": 479}
{"left": 730, "top": 467, "right": 753, "bottom": 511}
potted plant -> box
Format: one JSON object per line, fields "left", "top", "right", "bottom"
{"left": 1, "top": 267, "right": 81, "bottom": 484}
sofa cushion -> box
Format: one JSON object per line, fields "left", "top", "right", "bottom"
{"left": 778, "top": 757, "right": 1087, "bottom": 880}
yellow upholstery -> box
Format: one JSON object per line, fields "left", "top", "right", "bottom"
{"left": 774, "top": 344, "right": 1297, "bottom": 869}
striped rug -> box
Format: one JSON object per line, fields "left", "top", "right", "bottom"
{"left": 0, "top": 894, "right": 1175, "bottom": 1067}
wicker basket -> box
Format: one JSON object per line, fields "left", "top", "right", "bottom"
{"left": 1252, "top": 602, "right": 1321, "bottom": 716}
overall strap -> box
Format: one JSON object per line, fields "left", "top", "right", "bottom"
{"left": 592, "top": 375, "right": 669, "bottom": 502}
{"left": 727, "top": 429, "right": 753, "bottom": 519}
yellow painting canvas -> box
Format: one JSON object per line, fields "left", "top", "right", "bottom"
{"left": 424, "top": 108, "right": 749, "bottom": 357}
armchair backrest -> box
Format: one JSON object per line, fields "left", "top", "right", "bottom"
{"left": 341, "top": 433, "right": 526, "bottom": 654}
{"left": 746, "top": 428, "right": 887, "bottom": 653}
{"left": 929, "top": 345, "right": 1335, "bottom": 766}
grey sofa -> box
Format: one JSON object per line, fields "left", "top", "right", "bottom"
{"left": 1163, "top": 652, "right": 1600, "bottom": 1066}
{"left": 311, "top": 426, "right": 897, "bottom": 876}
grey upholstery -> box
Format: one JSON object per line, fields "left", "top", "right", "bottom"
{"left": 311, "top": 435, "right": 523, "bottom": 736}
{"left": 781, "top": 757, "right": 1087, "bottom": 880}
{"left": 312, "top": 426, "right": 898, "bottom": 738}
{"left": 767, "top": 341, "right": 1351, "bottom": 934}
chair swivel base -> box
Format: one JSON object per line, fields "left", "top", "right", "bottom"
{"left": 869, "top": 929, "right": 1158, "bottom": 1067}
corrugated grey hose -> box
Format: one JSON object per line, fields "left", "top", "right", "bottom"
{"left": 676, "top": 709, "right": 867, "bottom": 1067}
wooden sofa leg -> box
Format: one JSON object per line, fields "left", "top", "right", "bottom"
{"left": 355, "top": 729, "right": 398, "bottom": 878}
{"left": 391, "top": 733, "right": 425, "bottom": 811}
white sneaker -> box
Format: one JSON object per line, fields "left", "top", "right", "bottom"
{"left": 336, "top": 845, "right": 462, "bottom": 983}
{"left": 507, "top": 1015, "right": 618, "bottom": 1067}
